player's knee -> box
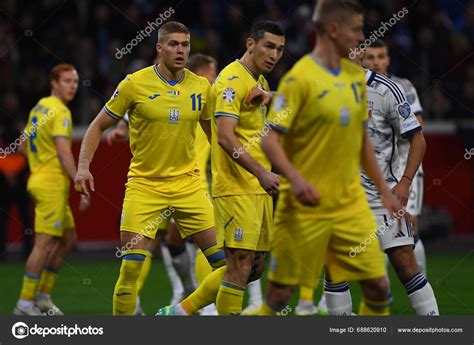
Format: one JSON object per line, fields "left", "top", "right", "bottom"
{"left": 361, "top": 277, "right": 390, "bottom": 301}
{"left": 267, "top": 281, "right": 294, "bottom": 308}
{"left": 226, "top": 249, "right": 253, "bottom": 275}
{"left": 248, "top": 252, "right": 266, "bottom": 283}
{"left": 34, "top": 235, "right": 56, "bottom": 252}
{"left": 167, "top": 242, "right": 186, "bottom": 257}
{"left": 387, "top": 247, "right": 419, "bottom": 281}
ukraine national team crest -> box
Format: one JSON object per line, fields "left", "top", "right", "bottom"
{"left": 340, "top": 107, "right": 350, "bottom": 126}
{"left": 273, "top": 94, "right": 286, "bottom": 112}
{"left": 234, "top": 228, "right": 243, "bottom": 242}
{"left": 223, "top": 87, "right": 236, "bottom": 103}
{"left": 169, "top": 108, "right": 180, "bottom": 124}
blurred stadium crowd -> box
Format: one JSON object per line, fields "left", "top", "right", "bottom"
{"left": 0, "top": 0, "right": 472, "bottom": 258}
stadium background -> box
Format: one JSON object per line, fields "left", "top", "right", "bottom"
{"left": 0, "top": 0, "right": 473, "bottom": 315}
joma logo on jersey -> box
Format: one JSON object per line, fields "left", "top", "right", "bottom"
{"left": 169, "top": 109, "right": 180, "bottom": 124}
{"left": 148, "top": 93, "right": 160, "bottom": 99}
{"left": 234, "top": 228, "right": 244, "bottom": 242}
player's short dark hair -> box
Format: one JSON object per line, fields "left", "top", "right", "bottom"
{"left": 49, "top": 63, "right": 76, "bottom": 82}
{"left": 158, "top": 21, "right": 189, "bottom": 43}
{"left": 186, "top": 54, "right": 217, "bottom": 73}
{"left": 250, "top": 20, "right": 285, "bottom": 42}
{"left": 370, "top": 39, "right": 389, "bottom": 51}
{"left": 313, "top": 0, "right": 364, "bottom": 34}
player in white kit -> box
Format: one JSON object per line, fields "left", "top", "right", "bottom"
{"left": 324, "top": 64, "right": 439, "bottom": 316}
{"left": 362, "top": 40, "right": 427, "bottom": 275}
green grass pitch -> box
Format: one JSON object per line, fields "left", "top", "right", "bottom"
{"left": 1, "top": 253, "right": 473, "bottom": 315}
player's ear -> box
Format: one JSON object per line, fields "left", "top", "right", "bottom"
{"left": 326, "top": 21, "right": 338, "bottom": 40}
{"left": 156, "top": 42, "right": 162, "bottom": 55}
{"left": 246, "top": 37, "right": 255, "bottom": 54}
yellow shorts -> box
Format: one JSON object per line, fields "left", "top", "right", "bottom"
{"left": 214, "top": 194, "right": 273, "bottom": 252}
{"left": 268, "top": 209, "right": 385, "bottom": 287}
{"left": 120, "top": 174, "right": 214, "bottom": 240}
{"left": 27, "top": 173, "right": 75, "bottom": 237}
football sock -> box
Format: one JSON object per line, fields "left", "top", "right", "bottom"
{"left": 201, "top": 243, "right": 226, "bottom": 269}
{"left": 161, "top": 243, "right": 184, "bottom": 302}
{"left": 216, "top": 281, "right": 246, "bottom": 315}
{"left": 405, "top": 272, "right": 439, "bottom": 315}
{"left": 359, "top": 297, "right": 391, "bottom": 315}
{"left": 19, "top": 273, "right": 41, "bottom": 304}
{"left": 37, "top": 266, "right": 59, "bottom": 296}
{"left": 299, "top": 285, "right": 314, "bottom": 303}
{"left": 136, "top": 249, "right": 153, "bottom": 296}
{"left": 180, "top": 266, "right": 226, "bottom": 315}
{"left": 113, "top": 252, "right": 145, "bottom": 315}
{"left": 195, "top": 248, "right": 213, "bottom": 285}
{"left": 324, "top": 278, "right": 352, "bottom": 315}
{"left": 247, "top": 279, "right": 263, "bottom": 306}
{"left": 169, "top": 244, "right": 196, "bottom": 295}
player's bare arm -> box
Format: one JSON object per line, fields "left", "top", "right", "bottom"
{"left": 216, "top": 116, "right": 279, "bottom": 195}
{"left": 261, "top": 129, "right": 319, "bottom": 206}
{"left": 106, "top": 118, "right": 129, "bottom": 146}
{"left": 199, "top": 119, "right": 212, "bottom": 143}
{"left": 75, "top": 109, "right": 118, "bottom": 196}
{"left": 360, "top": 128, "right": 402, "bottom": 215}
{"left": 392, "top": 131, "right": 426, "bottom": 206}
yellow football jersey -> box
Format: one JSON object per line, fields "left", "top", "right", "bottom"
{"left": 25, "top": 96, "right": 72, "bottom": 175}
{"left": 268, "top": 54, "right": 369, "bottom": 218}
{"left": 209, "top": 60, "right": 271, "bottom": 197}
{"left": 104, "top": 65, "right": 211, "bottom": 179}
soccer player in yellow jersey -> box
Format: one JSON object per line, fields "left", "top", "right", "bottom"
{"left": 14, "top": 64, "right": 90, "bottom": 315}
{"left": 107, "top": 53, "right": 219, "bottom": 315}
{"left": 74, "top": 22, "right": 225, "bottom": 316}
{"left": 255, "top": 0, "right": 403, "bottom": 316}
{"left": 157, "top": 21, "right": 285, "bottom": 316}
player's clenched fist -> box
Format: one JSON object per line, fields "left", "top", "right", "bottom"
{"left": 257, "top": 170, "right": 280, "bottom": 196}
{"left": 290, "top": 173, "right": 320, "bottom": 206}
{"left": 74, "top": 168, "right": 95, "bottom": 197}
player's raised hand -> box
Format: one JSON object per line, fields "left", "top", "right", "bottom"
{"left": 246, "top": 86, "right": 272, "bottom": 106}
{"left": 257, "top": 170, "right": 280, "bottom": 196}
{"left": 107, "top": 127, "right": 127, "bottom": 146}
{"left": 74, "top": 168, "right": 95, "bottom": 197}
{"left": 290, "top": 174, "right": 320, "bottom": 206}
{"left": 391, "top": 177, "right": 411, "bottom": 207}
{"left": 79, "top": 194, "right": 90, "bottom": 212}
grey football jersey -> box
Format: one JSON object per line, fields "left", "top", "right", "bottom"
{"left": 361, "top": 70, "right": 422, "bottom": 213}
{"left": 390, "top": 75, "right": 424, "bottom": 174}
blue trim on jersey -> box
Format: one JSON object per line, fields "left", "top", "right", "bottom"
{"left": 401, "top": 126, "right": 422, "bottom": 139}
{"left": 153, "top": 64, "right": 185, "bottom": 86}
{"left": 122, "top": 254, "right": 146, "bottom": 261}
{"left": 214, "top": 111, "right": 240, "bottom": 119}
{"left": 366, "top": 70, "right": 377, "bottom": 86}
{"left": 309, "top": 53, "right": 341, "bottom": 77}
{"left": 103, "top": 106, "right": 122, "bottom": 120}
{"left": 237, "top": 60, "right": 258, "bottom": 81}
{"left": 374, "top": 74, "right": 405, "bottom": 104}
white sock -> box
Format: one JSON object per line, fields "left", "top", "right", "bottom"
{"left": 414, "top": 239, "right": 427, "bottom": 276}
{"left": 324, "top": 278, "right": 352, "bottom": 316}
{"left": 317, "top": 293, "right": 327, "bottom": 311}
{"left": 405, "top": 272, "right": 439, "bottom": 315}
{"left": 170, "top": 247, "right": 196, "bottom": 295}
{"left": 174, "top": 303, "right": 189, "bottom": 315}
{"left": 185, "top": 242, "right": 199, "bottom": 288}
{"left": 160, "top": 243, "right": 184, "bottom": 302}
{"left": 18, "top": 299, "right": 35, "bottom": 309}
{"left": 247, "top": 279, "right": 263, "bottom": 305}
{"left": 36, "top": 292, "right": 50, "bottom": 301}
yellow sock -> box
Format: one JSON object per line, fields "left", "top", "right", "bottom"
{"left": 19, "top": 273, "right": 41, "bottom": 301}
{"left": 216, "top": 281, "right": 245, "bottom": 315}
{"left": 181, "top": 266, "right": 225, "bottom": 315}
{"left": 201, "top": 244, "right": 226, "bottom": 269}
{"left": 195, "top": 249, "right": 212, "bottom": 285}
{"left": 113, "top": 253, "right": 145, "bottom": 315}
{"left": 299, "top": 285, "right": 314, "bottom": 302}
{"left": 137, "top": 250, "right": 153, "bottom": 295}
{"left": 37, "top": 266, "right": 58, "bottom": 295}
{"left": 359, "top": 298, "right": 391, "bottom": 316}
